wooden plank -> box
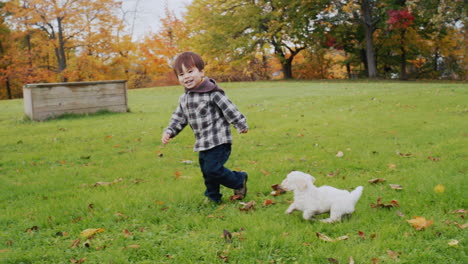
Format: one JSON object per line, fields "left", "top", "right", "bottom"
{"left": 34, "top": 105, "right": 128, "bottom": 121}
{"left": 23, "top": 87, "right": 33, "bottom": 119}
{"left": 30, "top": 84, "right": 125, "bottom": 99}
{"left": 33, "top": 94, "right": 126, "bottom": 112}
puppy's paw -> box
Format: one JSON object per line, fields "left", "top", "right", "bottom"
{"left": 320, "top": 218, "right": 338, "bottom": 223}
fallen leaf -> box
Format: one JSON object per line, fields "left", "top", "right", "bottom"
{"left": 239, "top": 200, "right": 256, "bottom": 212}
{"left": 387, "top": 250, "right": 400, "bottom": 260}
{"left": 123, "top": 229, "right": 133, "bottom": 237}
{"left": 454, "top": 222, "right": 468, "bottom": 229}
{"left": 270, "top": 184, "right": 287, "bottom": 196}
{"left": 260, "top": 169, "right": 271, "bottom": 176}
{"left": 71, "top": 257, "right": 86, "bottom": 263}
{"left": 316, "top": 232, "right": 349, "bottom": 242}
{"left": 349, "top": 256, "right": 355, "bottom": 264}
{"left": 223, "top": 229, "right": 232, "bottom": 243}
{"left": 452, "top": 209, "right": 467, "bottom": 214}
{"left": 80, "top": 228, "right": 105, "bottom": 239}
{"left": 372, "top": 257, "right": 379, "bottom": 264}
{"left": 358, "top": 231, "right": 366, "bottom": 239}
{"left": 387, "top": 163, "right": 397, "bottom": 169}
{"left": 370, "top": 197, "right": 400, "bottom": 209}
{"left": 368, "top": 178, "right": 386, "bottom": 184}
{"left": 448, "top": 239, "right": 459, "bottom": 247}
{"left": 316, "top": 232, "right": 334, "bottom": 242}
{"left": 174, "top": 170, "right": 181, "bottom": 179}
{"left": 434, "top": 184, "right": 445, "bottom": 193}
{"left": 396, "top": 151, "right": 412, "bottom": 157}
{"left": 327, "top": 258, "right": 339, "bottom": 264}
{"left": 336, "top": 151, "right": 344, "bottom": 157}
{"left": 229, "top": 194, "right": 243, "bottom": 201}
{"left": 396, "top": 211, "right": 405, "bottom": 217}
{"left": 407, "top": 217, "right": 433, "bottom": 230}
{"left": 389, "top": 184, "right": 403, "bottom": 190}
{"left": 25, "top": 226, "right": 38, "bottom": 233}
{"left": 70, "top": 239, "right": 81, "bottom": 248}
{"left": 0, "top": 249, "right": 11, "bottom": 253}
{"left": 124, "top": 244, "right": 140, "bottom": 249}
{"left": 263, "top": 199, "right": 274, "bottom": 206}
{"left": 427, "top": 156, "right": 441, "bottom": 162}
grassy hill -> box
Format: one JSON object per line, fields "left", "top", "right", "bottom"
{"left": 0, "top": 81, "right": 466, "bottom": 263}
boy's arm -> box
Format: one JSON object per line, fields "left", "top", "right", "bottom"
{"left": 212, "top": 92, "right": 248, "bottom": 133}
{"left": 164, "top": 103, "right": 188, "bottom": 140}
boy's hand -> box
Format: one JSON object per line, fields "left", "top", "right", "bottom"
{"left": 161, "top": 132, "right": 171, "bottom": 144}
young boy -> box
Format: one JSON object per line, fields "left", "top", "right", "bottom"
{"left": 161, "top": 51, "right": 248, "bottom": 204}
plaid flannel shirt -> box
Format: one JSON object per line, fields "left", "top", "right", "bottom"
{"left": 164, "top": 90, "right": 248, "bottom": 151}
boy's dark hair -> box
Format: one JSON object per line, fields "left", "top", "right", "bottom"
{"left": 173, "top": 52, "right": 205, "bottom": 75}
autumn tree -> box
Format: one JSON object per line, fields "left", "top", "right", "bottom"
{"left": 5, "top": 0, "right": 124, "bottom": 82}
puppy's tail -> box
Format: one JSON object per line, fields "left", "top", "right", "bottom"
{"left": 350, "top": 186, "right": 364, "bottom": 204}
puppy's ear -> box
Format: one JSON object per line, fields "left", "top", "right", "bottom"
{"left": 298, "top": 179, "right": 308, "bottom": 191}
{"left": 309, "top": 175, "right": 316, "bottom": 184}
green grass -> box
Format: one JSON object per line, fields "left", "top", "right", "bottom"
{"left": 0, "top": 81, "right": 467, "bottom": 263}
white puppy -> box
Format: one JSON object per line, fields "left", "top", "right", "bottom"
{"left": 281, "top": 171, "right": 363, "bottom": 223}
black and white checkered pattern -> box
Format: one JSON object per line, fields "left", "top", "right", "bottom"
{"left": 164, "top": 90, "right": 248, "bottom": 151}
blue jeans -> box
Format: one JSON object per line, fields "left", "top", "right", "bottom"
{"left": 199, "top": 144, "right": 245, "bottom": 202}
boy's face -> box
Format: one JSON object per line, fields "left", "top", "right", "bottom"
{"left": 177, "top": 64, "right": 204, "bottom": 89}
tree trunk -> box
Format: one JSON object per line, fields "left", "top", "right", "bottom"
{"left": 399, "top": 30, "right": 408, "bottom": 80}
{"left": 360, "top": 0, "right": 378, "bottom": 78}
{"left": 56, "top": 17, "right": 68, "bottom": 82}
{"left": 6, "top": 76, "right": 12, "bottom": 99}
{"left": 282, "top": 57, "right": 293, "bottom": 79}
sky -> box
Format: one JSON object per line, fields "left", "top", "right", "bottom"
{"left": 121, "top": 0, "right": 193, "bottom": 40}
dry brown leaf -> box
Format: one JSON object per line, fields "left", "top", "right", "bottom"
{"left": 427, "top": 156, "right": 441, "bottom": 162}
{"left": 368, "top": 178, "right": 386, "bottom": 184}
{"left": 316, "top": 232, "right": 349, "bottom": 242}
{"left": 327, "top": 258, "right": 339, "bottom": 264}
{"left": 454, "top": 222, "right": 468, "bottom": 229}
{"left": 71, "top": 257, "right": 86, "bottom": 263}
{"left": 389, "top": 184, "right": 403, "bottom": 190}
{"left": 239, "top": 200, "right": 256, "bottom": 211}
{"left": 123, "top": 229, "right": 133, "bottom": 237}
{"left": 452, "top": 209, "right": 467, "bottom": 214}
{"left": 260, "top": 169, "right": 271, "bottom": 176}
{"left": 270, "top": 184, "right": 287, "bottom": 196}
{"left": 387, "top": 250, "right": 400, "bottom": 260}
{"left": 70, "top": 239, "right": 81, "bottom": 248}
{"left": 387, "top": 163, "right": 397, "bottom": 169}
{"left": 370, "top": 197, "right": 400, "bottom": 209}
{"left": 229, "top": 194, "right": 244, "bottom": 201}
{"left": 174, "top": 170, "right": 181, "bottom": 179}
{"left": 223, "top": 229, "right": 232, "bottom": 243}
{"left": 263, "top": 199, "right": 274, "bottom": 207}
{"left": 407, "top": 217, "right": 433, "bottom": 230}
{"left": 124, "top": 245, "right": 140, "bottom": 249}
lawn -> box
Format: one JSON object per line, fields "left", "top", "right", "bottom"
{"left": 0, "top": 81, "right": 467, "bottom": 263}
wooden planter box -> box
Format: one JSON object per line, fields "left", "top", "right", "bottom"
{"left": 23, "top": 80, "right": 128, "bottom": 121}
